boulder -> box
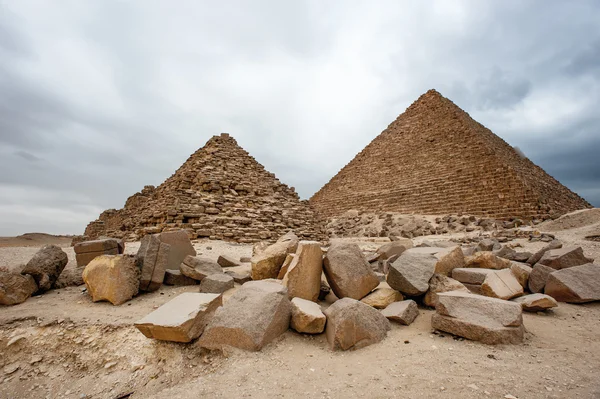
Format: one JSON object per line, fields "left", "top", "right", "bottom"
{"left": 494, "top": 246, "right": 517, "bottom": 261}
{"left": 276, "top": 254, "right": 295, "bottom": 279}
{"left": 381, "top": 300, "right": 419, "bottom": 325}
{"left": 512, "top": 293, "right": 558, "bottom": 312}
{"left": 544, "top": 263, "right": 600, "bottom": 303}
{"left": 528, "top": 264, "right": 555, "bottom": 293}
{"left": 282, "top": 241, "right": 323, "bottom": 301}
{"left": 0, "top": 272, "right": 37, "bottom": 305}
{"left": 324, "top": 298, "right": 390, "bottom": 351}
{"left": 536, "top": 247, "right": 593, "bottom": 270}
{"left": 480, "top": 269, "right": 524, "bottom": 300}
{"left": 527, "top": 240, "right": 563, "bottom": 265}
{"left": 465, "top": 252, "right": 511, "bottom": 270}
{"left": 323, "top": 241, "right": 379, "bottom": 300}
{"left": 224, "top": 270, "right": 252, "bottom": 285}
{"left": 423, "top": 274, "right": 469, "bottom": 308}
{"left": 199, "top": 274, "right": 234, "bottom": 294}
{"left": 82, "top": 255, "right": 140, "bottom": 305}
{"left": 136, "top": 234, "right": 170, "bottom": 292}
{"left": 375, "top": 239, "right": 413, "bottom": 260}
{"left": 163, "top": 270, "right": 198, "bottom": 286}
{"left": 290, "top": 297, "right": 326, "bottom": 334}
{"left": 513, "top": 252, "right": 533, "bottom": 263}
{"left": 53, "top": 267, "right": 85, "bottom": 288}
{"left": 432, "top": 291, "right": 524, "bottom": 344}
{"left": 74, "top": 238, "right": 120, "bottom": 267}
{"left": 251, "top": 232, "right": 299, "bottom": 280}
{"left": 477, "top": 238, "right": 501, "bottom": 252}
{"left": 451, "top": 268, "right": 496, "bottom": 285}
{"left": 180, "top": 256, "right": 222, "bottom": 281}
{"left": 360, "top": 288, "right": 403, "bottom": 309}
{"left": 21, "top": 245, "right": 68, "bottom": 292}
{"left": 433, "top": 246, "right": 465, "bottom": 276}
{"left": 198, "top": 281, "right": 292, "bottom": 351}
{"left": 158, "top": 230, "right": 197, "bottom": 271}
{"left": 217, "top": 255, "right": 240, "bottom": 268}
{"left": 510, "top": 262, "right": 532, "bottom": 289}
{"left": 387, "top": 253, "right": 436, "bottom": 296}
{"left": 135, "top": 293, "right": 222, "bottom": 342}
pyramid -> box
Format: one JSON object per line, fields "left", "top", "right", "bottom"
{"left": 310, "top": 90, "right": 591, "bottom": 220}
{"left": 85, "top": 133, "right": 325, "bottom": 242}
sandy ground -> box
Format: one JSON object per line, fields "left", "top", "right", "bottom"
{"left": 1, "top": 211, "right": 600, "bottom": 399}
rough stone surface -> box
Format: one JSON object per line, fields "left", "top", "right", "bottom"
{"left": 282, "top": 241, "right": 323, "bottom": 301}
{"left": 158, "top": 230, "right": 197, "bottom": 271}
{"left": 217, "top": 255, "right": 240, "bottom": 267}
{"left": 180, "top": 255, "right": 222, "bottom": 281}
{"left": 136, "top": 234, "right": 170, "bottom": 291}
{"left": 477, "top": 239, "right": 501, "bottom": 252}
{"left": 387, "top": 253, "right": 436, "bottom": 296}
{"left": 290, "top": 297, "right": 326, "bottom": 334}
{"left": 465, "top": 252, "right": 512, "bottom": 270}
{"left": 82, "top": 255, "right": 140, "bottom": 305}
{"left": 513, "top": 293, "right": 558, "bottom": 312}
{"left": 224, "top": 270, "right": 252, "bottom": 285}
{"left": 527, "top": 240, "right": 563, "bottom": 265}
{"left": 360, "top": 288, "right": 403, "bottom": 309}
{"left": 433, "top": 246, "right": 465, "bottom": 276}
{"left": 163, "top": 270, "right": 198, "bottom": 286}
{"left": 528, "top": 264, "right": 555, "bottom": 293}
{"left": 135, "top": 293, "right": 222, "bottom": 342}
{"left": 544, "top": 263, "right": 600, "bottom": 303}
{"left": 536, "top": 247, "right": 593, "bottom": 270}
{"left": 21, "top": 245, "right": 68, "bottom": 292}
{"left": 323, "top": 241, "right": 379, "bottom": 300}
{"left": 432, "top": 291, "right": 524, "bottom": 344}
{"left": 199, "top": 273, "right": 234, "bottom": 294}
{"left": 251, "top": 232, "right": 299, "bottom": 280}
{"left": 54, "top": 267, "right": 85, "bottom": 288}
{"left": 424, "top": 274, "right": 469, "bottom": 308}
{"left": 481, "top": 269, "right": 524, "bottom": 300}
{"left": 0, "top": 272, "right": 37, "bottom": 306}
{"left": 381, "top": 300, "right": 419, "bottom": 325}
{"left": 74, "top": 239, "right": 120, "bottom": 267}
{"left": 276, "top": 254, "right": 295, "bottom": 279}
{"left": 510, "top": 262, "right": 532, "bottom": 288}
{"left": 324, "top": 298, "right": 390, "bottom": 351}
{"left": 375, "top": 239, "right": 413, "bottom": 260}
{"left": 451, "top": 268, "right": 496, "bottom": 285}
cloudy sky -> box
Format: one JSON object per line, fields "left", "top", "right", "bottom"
{"left": 1, "top": 1, "right": 599, "bottom": 236}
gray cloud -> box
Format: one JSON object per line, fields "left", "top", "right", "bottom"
{"left": 0, "top": 0, "right": 599, "bottom": 236}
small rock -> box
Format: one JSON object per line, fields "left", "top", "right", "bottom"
{"left": 512, "top": 294, "right": 558, "bottom": 312}
{"left": 361, "top": 288, "right": 403, "bottom": 309}
{"left": 381, "top": 300, "right": 419, "bottom": 325}
{"left": 290, "top": 297, "right": 326, "bottom": 334}
{"left": 217, "top": 255, "right": 240, "bottom": 267}
{"left": 199, "top": 274, "right": 234, "bottom": 294}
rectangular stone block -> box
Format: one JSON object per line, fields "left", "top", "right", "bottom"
{"left": 76, "top": 248, "right": 119, "bottom": 267}
{"left": 137, "top": 235, "right": 170, "bottom": 292}
{"left": 74, "top": 239, "right": 119, "bottom": 254}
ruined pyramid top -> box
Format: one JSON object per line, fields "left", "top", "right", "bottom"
{"left": 310, "top": 89, "right": 591, "bottom": 220}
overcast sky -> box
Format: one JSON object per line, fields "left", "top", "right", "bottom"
{"left": 1, "top": 1, "right": 599, "bottom": 236}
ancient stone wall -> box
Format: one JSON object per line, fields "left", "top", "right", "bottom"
{"left": 85, "top": 134, "right": 326, "bottom": 243}
{"left": 310, "top": 90, "right": 591, "bottom": 220}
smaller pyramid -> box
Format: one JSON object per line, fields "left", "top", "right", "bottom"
{"left": 310, "top": 90, "right": 591, "bottom": 220}
{"left": 85, "top": 133, "right": 325, "bottom": 242}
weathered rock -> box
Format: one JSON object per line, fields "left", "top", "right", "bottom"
{"left": 240, "top": 256, "right": 251, "bottom": 263}
{"left": 53, "top": 267, "right": 85, "bottom": 288}
{"left": 158, "top": 230, "right": 197, "bottom": 271}
{"left": 324, "top": 298, "right": 390, "bottom": 350}
{"left": 282, "top": 241, "right": 323, "bottom": 301}
{"left": 510, "top": 262, "right": 532, "bottom": 289}
{"left": 375, "top": 239, "right": 413, "bottom": 260}
{"left": 481, "top": 269, "right": 524, "bottom": 300}
{"left": 465, "top": 252, "right": 511, "bottom": 270}
{"left": 224, "top": 270, "right": 252, "bottom": 284}
{"left": 360, "top": 288, "right": 403, "bottom": 309}
{"left": 423, "top": 274, "right": 469, "bottom": 308}
{"left": 198, "top": 281, "right": 292, "bottom": 351}
{"left": 135, "top": 293, "right": 222, "bottom": 342}
{"left": 451, "top": 268, "right": 496, "bottom": 285}
{"left": 544, "top": 263, "right": 600, "bottom": 303}
{"left": 477, "top": 238, "right": 501, "bottom": 252}
{"left": 199, "top": 274, "right": 234, "bottom": 294}
{"left": 381, "top": 300, "right": 419, "bottom": 325}
{"left": 323, "top": 241, "right": 379, "bottom": 300}
{"left": 290, "top": 297, "right": 326, "bottom": 334}
{"left": 513, "top": 252, "right": 532, "bottom": 262}
{"left": 513, "top": 293, "right": 558, "bottom": 312}
{"left": 251, "top": 232, "right": 299, "bottom": 280}
{"left": 74, "top": 239, "right": 120, "bottom": 267}
{"left": 21, "top": 245, "right": 68, "bottom": 292}
{"left": 276, "top": 254, "right": 295, "bottom": 279}
{"left": 387, "top": 253, "right": 436, "bottom": 296}
{"left": 432, "top": 291, "right": 524, "bottom": 344}
{"left": 180, "top": 256, "right": 222, "bottom": 281}
{"left": 494, "top": 246, "right": 517, "bottom": 261}
{"left": 82, "top": 255, "right": 140, "bottom": 305}
{"left": 527, "top": 239, "right": 563, "bottom": 265}
{"left": 528, "top": 264, "right": 555, "bottom": 293}
{"left": 136, "top": 234, "right": 170, "bottom": 292}
{"left": 217, "top": 255, "right": 240, "bottom": 268}
{"left": 536, "top": 247, "right": 593, "bottom": 270}
{"left": 0, "top": 272, "right": 37, "bottom": 305}
{"left": 163, "top": 270, "right": 198, "bottom": 286}
{"left": 462, "top": 283, "right": 483, "bottom": 295}
{"left": 433, "top": 246, "right": 465, "bottom": 276}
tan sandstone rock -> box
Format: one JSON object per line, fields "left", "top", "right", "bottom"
{"left": 433, "top": 246, "right": 465, "bottom": 276}
{"left": 544, "top": 263, "right": 600, "bottom": 303}
{"left": 375, "top": 239, "right": 413, "bottom": 260}
{"left": 199, "top": 273, "right": 234, "bottom": 294}
{"left": 381, "top": 300, "right": 419, "bottom": 325}
{"left": 135, "top": 293, "right": 222, "bottom": 342}
{"left": 276, "top": 254, "right": 295, "bottom": 279}
{"left": 387, "top": 253, "right": 436, "bottom": 296}
{"left": 481, "top": 269, "right": 524, "bottom": 300}
{"left": 74, "top": 238, "right": 120, "bottom": 267}
{"left": 528, "top": 264, "right": 555, "bottom": 293}
{"left": 536, "top": 247, "right": 593, "bottom": 270}
{"left": 423, "top": 274, "right": 469, "bottom": 308}
{"left": 180, "top": 255, "right": 223, "bottom": 281}
{"left": 290, "top": 297, "right": 326, "bottom": 334}
{"left": 282, "top": 241, "right": 323, "bottom": 301}
{"left": 0, "top": 272, "right": 37, "bottom": 306}
{"left": 465, "top": 252, "right": 511, "bottom": 270}
{"left": 217, "top": 255, "right": 240, "bottom": 267}
{"left": 82, "top": 255, "right": 140, "bottom": 305}
{"left": 451, "top": 268, "right": 496, "bottom": 285}
{"left": 360, "top": 288, "right": 403, "bottom": 309}
{"left": 527, "top": 239, "right": 562, "bottom": 265}
{"left": 513, "top": 293, "right": 558, "bottom": 312}
{"left": 158, "top": 230, "right": 197, "bottom": 271}
{"left": 21, "top": 245, "right": 68, "bottom": 292}
{"left": 251, "top": 232, "right": 299, "bottom": 280}
{"left": 323, "top": 241, "right": 379, "bottom": 300}
{"left": 136, "top": 234, "right": 170, "bottom": 292}
{"left": 324, "top": 297, "right": 390, "bottom": 351}
{"left": 510, "top": 262, "right": 532, "bottom": 288}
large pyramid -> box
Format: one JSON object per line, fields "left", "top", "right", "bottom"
{"left": 85, "top": 133, "right": 326, "bottom": 242}
{"left": 310, "top": 90, "right": 591, "bottom": 220}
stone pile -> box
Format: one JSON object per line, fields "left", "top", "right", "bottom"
{"left": 84, "top": 133, "right": 326, "bottom": 243}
